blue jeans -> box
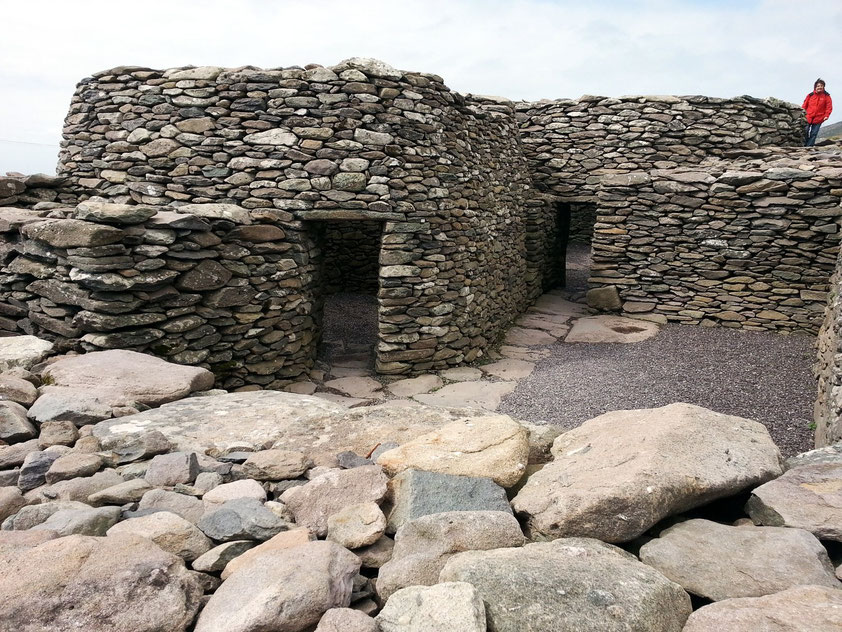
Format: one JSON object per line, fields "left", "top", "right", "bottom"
{"left": 805, "top": 122, "right": 822, "bottom": 146}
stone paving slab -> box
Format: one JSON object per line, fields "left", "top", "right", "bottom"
{"left": 565, "top": 315, "right": 660, "bottom": 344}
{"left": 412, "top": 381, "right": 517, "bottom": 411}
{"left": 481, "top": 359, "right": 535, "bottom": 381}
{"left": 502, "top": 327, "right": 557, "bottom": 347}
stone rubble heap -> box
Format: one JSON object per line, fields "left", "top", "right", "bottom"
{"left": 588, "top": 147, "right": 842, "bottom": 333}
{"left": 1, "top": 340, "right": 841, "bottom": 631}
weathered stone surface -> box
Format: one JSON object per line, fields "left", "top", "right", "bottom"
{"left": 377, "top": 582, "right": 486, "bottom": 632}
{"left": 191, "top": 540, "right": 255, "bottom": 573}
{"left": 88, "top": 478, "right": 153, "bottom": 505}
{"left": 355, "top": 534, "right": 394, "bottom": 568}
{"left": 37, "top": 420, "right": 79, "bottom": 448}
{"left": 0, "top": 401, "right": 36, "bottom": 442}
{"left": 638, "top": 519, "right": 841, "bottom": 600}
{"left": 586, "top": 285, "right": 622, "bottom": 310}
{"left": 440, "top": 537, "right": 692, "bottom": 632}
{"left": 682, "top": 585, "right": 842, "bottom": 631}
{"left": 197, "top": 497, "right": 288, "bottom": 541}
{"left": 242, "top": 449, "right": 310, "bottom": 480}
{"left": 137, "top": 488, "right": 204, "bottom": 522}
{"left": 513, "top": 403, "right": 783, "bottom": 542}
{"left": 0, "top": 336, "right": 53, "bottom": 372}
{"left": 386, "top": 374, "right": 443, "bottom": 397}
{"left": 45, "top": 453, "right": 103, "bottom": 483}
{"left": 0, "top": 486, "right": 26, "bottom": 522}
{"left": 0, "top": 375, "right": 38, "bottom": 406}
{"left": 385, "top": 469, "right": 512, "bottom": 532}
{"left": 324, "top": 376, "right": 383, "bottom": 399}
{"left": 746, "top": 463, "right": 842, "bottom": 541}
{"left": 481, "top": 358, "right": 535, "bottom": 380}
{"left": 107, "top": 511, "right": 213, "bottom": 561}
{"left": 0, "top": 534, "right": 203, "bottom": 632}
{"left": 565, "top": 315, "right": 660, "bottom": 343}
{"left": 0, "top": 438, "right": 39, "bottom": 469}
{"left": 317, "top": 608, "right": 379, "bottom": 632}
{"left": 202, "top": 478, "right": 266, "bottom": 509}
{"left": 1, "top": 500, "right": 89, "bottom": 530}
{"left": 327, "top": 501, "right": 386, "bottom": 549}
{"left": 220, "top": 526, "right": 312, "bottom": 580}
{"left": 144, "top": 451, "right": 199, "bottom": 487}
{"left": 32, "top": 505, "right": 121, "bottom": 536}
{"left": 377, "top": 511, "right": 525, "bottom": 601}
{"left": 21, "top": 218, "right": 124, "bottom": 248}
{"left": 33, "top": 468, "right": 124, "bottom": 502}
{"left": 74, "top": 200, "right": 158, "bottom": 225}
{"left": 412, "top": 380, "right": 517, "bottom": 410}
{"left": 376, "top": 415, "right": 529, "bottom": 488}
{"left": 194, "top": 541, "right": 360, "bottom": 632}
{"left": 38, "top": 350, "right": 214, "bottom": 409}
{"left": 18, "top": 450, "right": 61, "bottom": 491}
{"left": 281, "top": 465, "right": 388, "bottom": 537}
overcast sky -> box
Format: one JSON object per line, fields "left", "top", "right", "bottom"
{"left": 1, "top": 0, "right": 839, "bottom": 175}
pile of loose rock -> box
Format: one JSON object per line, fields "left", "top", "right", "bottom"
{"left": 1, "top": 336, "right": 840, "bottom": 631}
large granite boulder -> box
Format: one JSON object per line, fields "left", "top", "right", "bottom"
{"left": 194, "top": 540, "right": 360, "bottom": 632}
{"left": 93, "top": 392, "right": 490, "bottom": 463}
{"left": 376, "top": 415, "right": 529, "bottom": 488}
{"left": 439, "top": 537, "right": 691, "bottom": 632}
{"left": 376, "top": 510, "right": 525, "bottom": 601}
{"left": 512, "top": 403, "right": 783, "bottom": 542}
{"left": 638, "top": 519, "right": 841, "bottom": 601}
{"left": 0, "top": 335, "right": 53, "bottom": 373}
{"left": 683, "top": 585, "right": 842, "bottom": 631}
{"left": 30, "top": 350, "right": 214, "bottom": 425}
{"left": 0, "top": 533, "right": 203, "bottom": 631}
{"left": 746, "top": 463, "right": 842, "bottom": 541}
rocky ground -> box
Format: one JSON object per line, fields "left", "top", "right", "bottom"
{"left": 1, "top": 338, "right": 841, "bottom": 631}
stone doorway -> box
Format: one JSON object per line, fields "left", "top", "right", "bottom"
{"left": 313, "top": 219, "right": 383, "bottom": 372}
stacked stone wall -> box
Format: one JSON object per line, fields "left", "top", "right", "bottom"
{"left": 516, "top": 95, "right": 804, "bottom": 201}
{"left": 4, "top": 58, "right": 551, "bottom": 380}
{"left": 814, "top": 261, "right": 842, "bottom": 447}
{"left": 0, "top": 173, "right": 77, "bottom": 208}
{"left": 589, "top": 148, "right": 842, "bottom": 333}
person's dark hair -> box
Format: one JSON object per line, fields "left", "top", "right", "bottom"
{"left": 814, "top": 78, "right": 826, "bottom": 90}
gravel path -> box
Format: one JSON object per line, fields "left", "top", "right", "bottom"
{"left": 497, "top": 324, "right": 817, "bottom": 457}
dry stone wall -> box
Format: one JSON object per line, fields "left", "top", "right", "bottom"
{"left": 2, "top": 58, "right": 554, "bottom": 382}
{"left": 516, "top": 95, "right": 804, "bottom": 201}
{"left": 0, "top": 173, "right": 77, "bottom": 208}
{"left": 589, "top": 148, "right": 842, "bottom": 333}
{"left": 815, "top": 230, "right": 842, "bottom": 447}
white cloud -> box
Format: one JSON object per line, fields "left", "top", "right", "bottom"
{"left": 1, "top": 0, "right": 840, "bottom": 173}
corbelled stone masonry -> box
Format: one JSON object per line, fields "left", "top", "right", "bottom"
{"left": 516, "top": 95, "right": 804, "bottom": 201}
{"left": 2, "top": 58, "right": 557, "bottom": 384}
{"left": 0, "top": 173, "right": 77, "bottom": 208}
{"left": 588, "top": 148, "right": 842, "bottom": 333}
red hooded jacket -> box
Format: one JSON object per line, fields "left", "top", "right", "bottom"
{"left": 802, "top": 90, "right": 832, "bottom": 124}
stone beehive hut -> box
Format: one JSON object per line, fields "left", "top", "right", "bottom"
{"left": 1, "top": 57, "right": 830, "bottom": 390}
{"left": 2, "top": 58, "right": 559, "bottom": 388}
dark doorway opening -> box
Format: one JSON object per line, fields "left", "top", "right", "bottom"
{"left": 315, "top": 220, "right": 383, "bottom": 372}
{"left": 554, "top": 201, "right": 595, "bottom": 299}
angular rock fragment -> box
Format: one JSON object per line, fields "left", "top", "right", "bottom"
{"left": 377, "top": 582, "right": 486, "bottom": 632}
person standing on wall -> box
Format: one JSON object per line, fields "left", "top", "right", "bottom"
{"left": 802, "top": 78, "right": 832, "bottom": 147}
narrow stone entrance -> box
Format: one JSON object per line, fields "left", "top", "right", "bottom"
{"left": 313, "top": 219, "right": 383, "bottom": 372}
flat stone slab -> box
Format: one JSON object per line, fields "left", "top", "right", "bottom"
{"left": 502, "top": 327, "right": 557, "bottom": 346}
{"left": 439, "top": 367, "right": 483, "bottom": 382}
{"left": 786, "top": 444, "right": 842, "bottom": 469}
{"left": 440, "top": 538, "right": 692, "bottom": 632}
{"left": 30, "top": 350, "right": 215, "bottom": 424}
{"left": 512, "top": 403, "right": 783, "bottom": 542}
{"left": 0, "top": 336, "right": 53, "bottom": 372}
{"left": 498, "top": 345, "right": 551, "bottom": 362}
{"left": 481, "top": 358, "right": 535, "bottom": 380}
{"left": 376, "top": 415, "right": 529, "bottom": 488}
{"left": 94, "top": 392, "right": 497, "bottom": 466}
{"left": 746, "top": 463, "right": 842, "bottom": 541}
{"left": 528, "top": 292, "right": 590, "bottom": 318}
{"left": 565, "top": 315, "right": 660, "bottom": 343}
{"left": 323, "top": 376, "right": 383, "bottom": 399}
{"left": 683, "top": 585, "right": 842, "bottom": 631}
{"left": 386, "top": 375, "right": 443, "bottom": 397}
{"left": 312, "top": 392, "right": 370, "bottom": 408}
{"left": 639, "top": 519, "right": 841, "bottom": 601}
{"left": 412, "top": 380, "right": 517, "bottom": 411}
{"left": 515, "top": 313, "right": 571, "bottom": 336}
{"left": 377, "top": 582, "right": 486, "bottom": 632}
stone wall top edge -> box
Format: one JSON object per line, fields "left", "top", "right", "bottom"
{"left": 513, "top": 94, "right": 802, "bottom": 111}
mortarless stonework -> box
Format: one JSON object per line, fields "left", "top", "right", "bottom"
{"left": 588, "top": 148, "right": 842, "bottom": 333}
{"left": 0, "top": 58, "right": 825, "bottom": 390}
